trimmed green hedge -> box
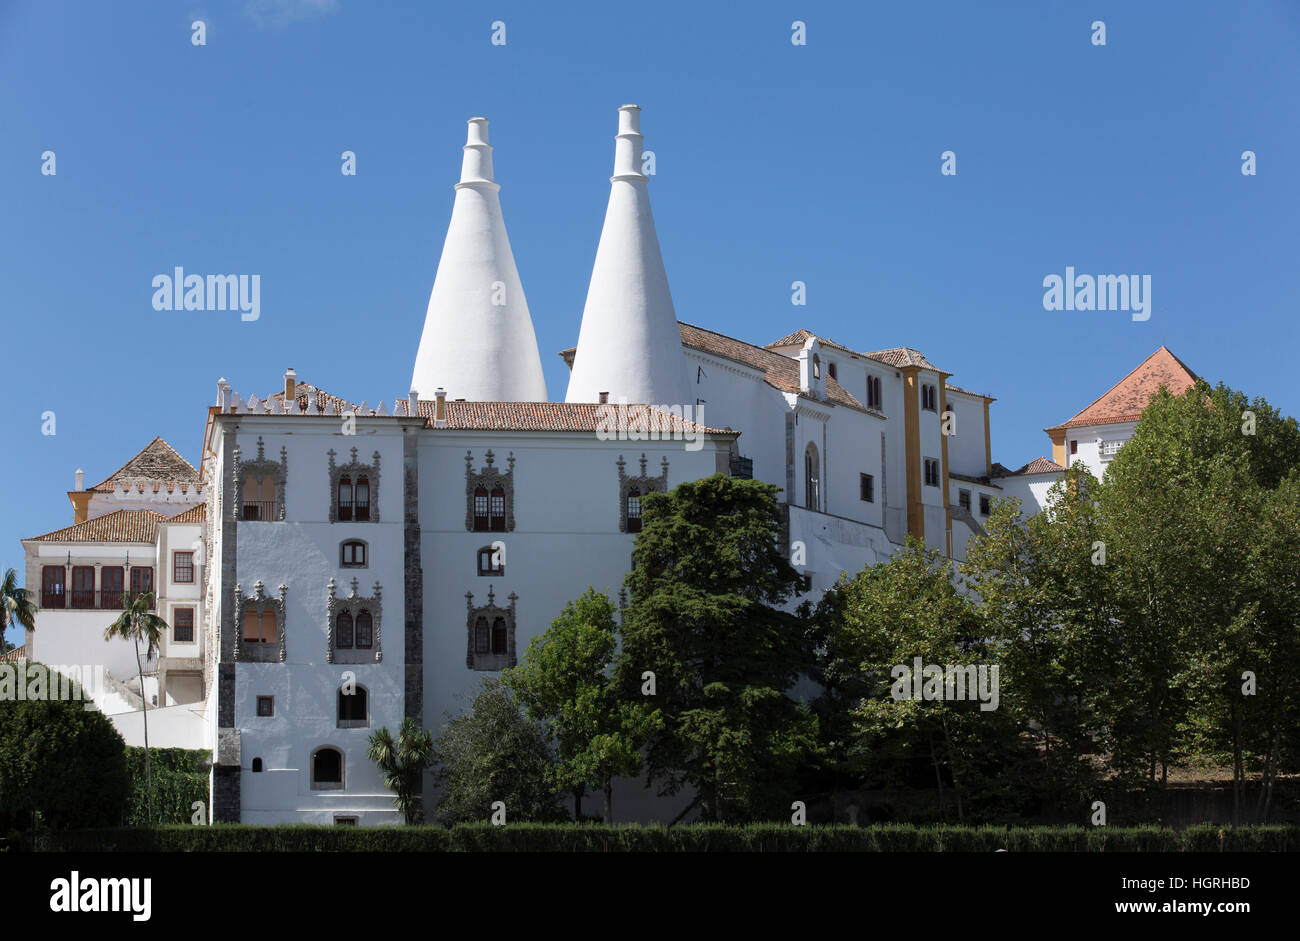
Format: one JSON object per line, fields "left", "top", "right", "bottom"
{"left": 29, "top": 822, "right": 1300, "bottom": 852}
{"left": 123, "top": 748, "right": 210, "bottom": 826}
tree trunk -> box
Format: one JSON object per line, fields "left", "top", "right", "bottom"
{"left": 603, "top": 776, "right": 613, "bottom": 824}
{"left": 927, "top": 731, "right": 948, "bottom": 820}
{"left": 939, "top": 715, "right": 965, "bottom": 824}
{"left": 135, "top": 633, "right": 153, "bottom": 827}
{"left": 573, "top": 785, "right": 584, "bottom": 821}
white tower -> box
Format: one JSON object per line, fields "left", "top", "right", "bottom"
{"left": 565, "top": 105, "right": 690, "bottom": 406}
{"left": 411, "top": 118, "right": 547, "bottom": 402}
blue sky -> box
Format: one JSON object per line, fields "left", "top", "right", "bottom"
{"left": 2, "top": 0, "right": 1297, "bottom": 635}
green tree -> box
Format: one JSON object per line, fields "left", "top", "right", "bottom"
{"left": 1100, "top": 380, "right": 1300, "bottom": 820}
{"left": 431, "top": 678, "right": 566, "bottom": 824}
{"left": 0, "top": 665, "right": 130, "bottom": 830}
{"left": 963, "top": 469, "right": 1116, "bottom": 813}
{"left": 103, "top": 592, "right": 167, "bottom": 826}
{"left": 367, "top": 716, "right": 434, "bottom": 824}
{"left": 503, "top": 588, "right": 659, "bottom": 822}
{"left": 0, "top": 568, "right": 36, "bottom": 651}
{"left": 826, "top": 538, "right": 1025, "bottom": 823}
{"left": 614, "top": 474, "right": 820, "bottom": 823}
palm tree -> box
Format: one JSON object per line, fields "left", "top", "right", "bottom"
{"left": 104, "top": 592, "right": 168, "bottom": 826}
{"left": 0, "top": 568, "right": 37, "bottom": 652}
{"left": 367, "top": 717, "right": 434, "bottom": 824}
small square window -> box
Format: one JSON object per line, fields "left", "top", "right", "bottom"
{"left": 959, "top": 489, "right": 971, "bottom": 511}
{"left": 1070, "top": 439, "right": 1078, "bottom": 455}
{"left": 599, "top": 392, "right": 609, "bottom": 404}
{"left": 979, "top": 494, "right": 991, "bottom": 516}
{"left": 256, "top": 695, "right": 274, "bottom": 717}
{"left": 334, "top": 816, "right": 358, "bottom": 826}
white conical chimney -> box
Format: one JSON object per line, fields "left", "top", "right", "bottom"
{"left": 411, "top": 117, "right": 547, "bottom": 403}
{"left": 565, "top": 105, "right": 690, "bottom": 407}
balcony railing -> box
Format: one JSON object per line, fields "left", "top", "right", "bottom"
{"left": 241, "top": 501, "right": 279, "bottom": 521}
{"left": 44, "top": 590, "right": 151, "bottom": 611}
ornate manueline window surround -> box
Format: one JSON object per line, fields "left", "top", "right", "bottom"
{"left": 465, "top": 450, "right": 516, "bottom": 532}
{"left": 328, "top": 447, "right": 381, "bottom": 523}
{"left": 326, "top": 577, "right": 383, "bottom": 664}
{"left": 235, "top": 580, "right": 287, "bottom": 662}
{"left": 617, "top": 453, "right": 669, "bottom": 534}
{"left": 465, "top": 585, "right": 517, "bottom": 671}
{"left": 233, "top": 437, "right": 287, "bottom": 522}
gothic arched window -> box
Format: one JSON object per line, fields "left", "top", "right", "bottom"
{"left": 804, "top": 443, "right": 820, "bottom": 511}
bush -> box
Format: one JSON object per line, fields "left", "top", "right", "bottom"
{"left": 0, "top": 665, "right": 130, "bottom": 831}
{"left": 26, "top": 822, "right": 1300, "bottom": 853}
{"left": 124, "top": 747, "right": 210, "bottom": 826}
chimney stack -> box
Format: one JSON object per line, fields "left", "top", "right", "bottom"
{"left": 284, "top": 367, "right": 297, "bottom": 401}
{"left": 434, "top": 387, "right": 447, "bottom": 427}
{"left": 75, "top": 469, "right": 84, "bottom": 492}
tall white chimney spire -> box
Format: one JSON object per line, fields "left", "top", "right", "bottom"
{"left": 411, "top": 117, "right": 547, "bottom": 403}
{"left": 565, "top": 105, "right": 690, "bottom": 407}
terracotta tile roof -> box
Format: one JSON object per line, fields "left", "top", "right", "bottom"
{"left": 27, "top": 509, "right": 164, "bottom": 543}
{"left": 763, "top": 328, "right": 859, "bottom": 356}
{"left": 1047, "top": 347, "right": 1197, "bottom": 431}
{"left": 991, "top": 456, "right": 1064, "bottom": 477}
{"left": 167, "top": 504, "right": 207, "bottom": 523}
{"left": 90, "top": 437, "right": 199, "bottom": 492}
{"left": 765, "top": 329, "right": 948, "bottom": 375}
{"left": 676, "top": 323, "right": 874, "bottom": 414}
{"left": 944, "top": 382, "right": 994, "bottom": 401}
{"left": 949, "top": 471, "right": 1002, "bottom": 490}
{"left": 265, "top": 382, "right": 358, "bottom": 415}
{"left": 863, "top": 347, "right": 943, "bottom": 371}
{"left": 416, "top": 400, "right": 732, "bottom": 434}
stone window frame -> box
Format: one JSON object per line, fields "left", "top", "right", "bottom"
{"left": 310, "top": 745, "right": 345, "bottom": 791}
{"left": 326, "top": 576, "right": 382, "bottom": 665}
{"left": 328, "top": 447, "right": 381, "bottom": 523}
{"left": 465, "top": 450, "right": 516, "bottom": 532}
{"left": 336, "top": 682, "right": 369, "bottom": 730}
{"left": 234, "top": 580, "right": 287, "bottom": 663}
{"left": 465, "top": 585, "right": 517, "bottom": 672}
{"left": 233, "top": 436, "right": 287, "bottom": 522}
{"left": 617, "top": 453, "right": 669, "bottom": 534}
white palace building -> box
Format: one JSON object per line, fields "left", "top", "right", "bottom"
{"left": 17, "top": 106, "right": 1195, "bottom": 825}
